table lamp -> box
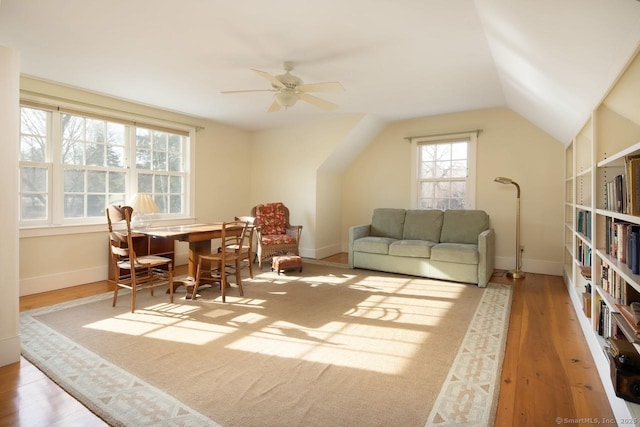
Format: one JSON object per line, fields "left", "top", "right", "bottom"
{"left": 130, "top": 193, "right": 159, "bottom": 229}
{"left": 494, "top": 176, "right": 525, "bottom": 279}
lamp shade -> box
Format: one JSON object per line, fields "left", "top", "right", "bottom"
{"left": 130, "top": 193, "right": 159, "bottom": 214}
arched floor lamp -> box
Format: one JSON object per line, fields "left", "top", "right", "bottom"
{"left": 495, "top": 177, "right": 525, "bottom": 279}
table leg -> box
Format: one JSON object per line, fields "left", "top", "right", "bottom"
{"left": 188, "top": 240, "right": 212, "bottom": 278}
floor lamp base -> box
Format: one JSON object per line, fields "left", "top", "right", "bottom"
{"left": 507, "top": 270, "right": 526, "bottom": 279}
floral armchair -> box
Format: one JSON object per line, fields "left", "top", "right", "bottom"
{"left": 251, "top": 202, "right": 303, "bottom": 270}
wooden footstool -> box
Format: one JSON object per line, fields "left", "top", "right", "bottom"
{"left": 271, "top": 254, "right": 303, "bottom": 275}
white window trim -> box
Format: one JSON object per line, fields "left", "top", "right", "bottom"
{"left": 19, "top": 93, "right": 197, "bottom": 237}
{"left": 410, "top": 131, "right": 477, "bottom": 209}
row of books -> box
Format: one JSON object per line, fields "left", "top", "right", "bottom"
{"left": 604, "top": 155, "right": 640, "bottom": 215}
{"left": 605, "top": 217, "right": 640, "bottom": 275}
{"left": 602, "top": 261, "right": 634, "bottom": 304}
{"left": 598, "top": 300, "right": 619, "bottom": 339}
{"left": 576, "top": 209, "right": 592, "bottom": 239}
{"left": 576, "top": 239, "right": 591, "bottom": 266}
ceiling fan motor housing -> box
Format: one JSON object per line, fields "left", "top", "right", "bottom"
{"left": 274, "top": 72, "right": 303, "bottom": 90}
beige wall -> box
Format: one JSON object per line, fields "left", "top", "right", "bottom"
{"left": 249, "top": 114, "right": 367, "bottom": 257}
{"left": 342, "top": 108, "right": 565, "bottom": 275}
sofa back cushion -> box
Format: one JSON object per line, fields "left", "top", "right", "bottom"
{"left": 370, "top": 208, "right": 406, "bottom": 239}
{"left": 402, "top": 209, "right": 444, "bottom": 242}
{"left": 440, "top": 210, "right": 489, "bottom": 244}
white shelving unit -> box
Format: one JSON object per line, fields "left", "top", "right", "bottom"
{"left": 564, "top": 48, "right": 640, "bottom": 421}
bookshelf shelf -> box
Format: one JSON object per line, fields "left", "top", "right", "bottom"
{"left": 565, "top": 47, "right": 640, "bottom": 420}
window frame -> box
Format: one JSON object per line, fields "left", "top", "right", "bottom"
{"left": 410, "top": 131, "right": 477, "bottom": 210}
{"left": 19, "top": 95, "right": 196, "bottom": 236}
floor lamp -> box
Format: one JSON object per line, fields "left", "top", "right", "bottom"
{"left": 494, "top": 177, "right": 525, "bottom": 279}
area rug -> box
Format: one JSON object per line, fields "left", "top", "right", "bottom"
{"left": 20, "top": 262, "right": 512, "bottom": 427}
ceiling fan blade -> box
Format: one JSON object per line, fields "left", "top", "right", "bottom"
{"left": 251, "top": 68, "right": 285, "bottom": 89}
{"left": 298, "top": 82, "right": 344, "bottom": 93}
{"left": 299, "top": 92, "right": 339, "bottom": 111}
{"left": 267, "top": 100, "right": 282, "bottom": 113}
{"left": 221, "top": 89, "right": 275, "bottom": 94}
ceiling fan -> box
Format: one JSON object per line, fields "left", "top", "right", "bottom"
{"left": 221, "top": 61, "right": 344, "bottom": 112}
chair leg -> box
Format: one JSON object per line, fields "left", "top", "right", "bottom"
{"left": 131, "top": 281, "right": 136, "bottom": 313}
{"left": 169, "top": 270, "right": 174, "bottom": 303}
{"left": 247, "top": 253, "right": 254, "bottom": 279}
{"left": 236, "top": 260, "right": 244, "bottom": 297}
{"left": 192, "top": 260, "right": 202, "bottom": 300}
{"left": 221, "top": 263, "right": 227, "bottom": 303}
{"left": 149, "top": 267, "right": 155, "bottom": 297}
{"left": 112, "top": 284, "right": 119, "bottom": 307}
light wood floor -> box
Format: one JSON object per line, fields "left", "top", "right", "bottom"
{"left": 1, "top": 255, "right": 616, "bottom": 426}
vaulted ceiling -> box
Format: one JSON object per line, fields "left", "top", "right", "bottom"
{"left": 1, "top": 0, "right": 640, "bottom": 143}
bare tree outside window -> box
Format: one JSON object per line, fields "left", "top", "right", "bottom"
{"left": 19, "top": 105, "right": 190, "bottom": 225}
{"left": 418, "top": 140, "right": 469, "bottom": 209}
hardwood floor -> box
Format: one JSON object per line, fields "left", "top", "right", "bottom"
{"left": 1, "top": 257, "right": 616, "bottom": 426}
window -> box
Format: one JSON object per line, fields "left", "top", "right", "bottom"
{"left": 410, "top": 132, "right": 477, "bottom": 209}
{"left": 19, "top": 104, "right": 192, "bottom": 227}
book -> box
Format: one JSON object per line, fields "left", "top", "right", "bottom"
{"left": 616, "top": 304, "right": 640, "bottom": 339}
{"left": 632, "top": 227, "right": 640, "bottom": 275}
{"left": 628, "top": 157, "right": 640, "bottom": 216}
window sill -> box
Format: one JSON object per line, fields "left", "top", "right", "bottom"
{"left": 19, "top": 216, "right": 197, "bottom": 239}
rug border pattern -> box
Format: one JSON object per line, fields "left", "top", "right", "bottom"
{"left": 20, "top": 292, "right": 219, "bottom": 427}
{"left": 425, "top": 282, "right": 512, "bottom": 427}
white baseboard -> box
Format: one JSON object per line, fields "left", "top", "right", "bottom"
{"left": 494, "top": 256, "right": 562, "bottom": 276}
{"left": 20, "top": 246, "right": 190, "bottom": 297}
{"left": 298, "top": 243, "right": 343, "bottom": 260}
{"left": 0, "top": 335, "right": 21, "bottom": 367}
{"left": 20, "top": 266, "right": 108, "bottom": 296}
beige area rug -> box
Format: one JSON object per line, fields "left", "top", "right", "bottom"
{"left": 20, "top": 262, "right": 512, "bottom": 427}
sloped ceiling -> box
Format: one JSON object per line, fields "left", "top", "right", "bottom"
{"left": 1, "top": 0, "right": 640, "bottom": 143}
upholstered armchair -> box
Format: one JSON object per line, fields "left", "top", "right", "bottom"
{"left": 251, "top": 202, "right": 302, "bottom": 270}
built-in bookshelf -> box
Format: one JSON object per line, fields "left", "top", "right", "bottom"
{"left": 564, "top": 47, "right": 640, "bottom": 420}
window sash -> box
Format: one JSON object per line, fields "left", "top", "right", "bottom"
{"left": 410, "top": 132, "right": 477, "bottom": 209}
{"left": 19, "top": 103, "right": 192, "bottom": 227}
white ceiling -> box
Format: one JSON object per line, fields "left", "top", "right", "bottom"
{"left": 1, "top": 0, "right": 640, "bottom": 143}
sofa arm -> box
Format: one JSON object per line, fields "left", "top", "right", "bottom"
{"left": 477, "top": 228, "right": 495, "bottom": 287}
{"left": 348, "top": 224, "right": 371, "bottom": 268}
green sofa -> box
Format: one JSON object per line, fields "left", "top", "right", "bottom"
{"left": 348, "top": 208, "right": 495, "bottom": 287}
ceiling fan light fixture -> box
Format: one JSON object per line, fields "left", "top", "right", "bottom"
{"left": 274, "top": 89, "right": 298, "bottom": 107}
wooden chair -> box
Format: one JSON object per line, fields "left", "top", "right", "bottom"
{"left": 229, "top": 216, "right": 256, "bottom": 279}
{"left": 106, "top": 205, "right": 174, "bottom": 313}
{"left": 192, "top": 220, "right": 248, "bottom": 302}
{"left": 251, "top": 202, "right": 303, "bottom": 270}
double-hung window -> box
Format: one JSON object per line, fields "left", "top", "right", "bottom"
{"left": 410, "top": 132, "right": 477, "bottom": 210}
{"left": 19, "top": 103, "right": 192, "bottom": 228}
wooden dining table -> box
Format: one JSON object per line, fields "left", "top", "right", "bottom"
{"left": 137, "top": 223, "right": 243, "bottom": 278}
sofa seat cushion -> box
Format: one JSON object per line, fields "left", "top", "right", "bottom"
{"left": 430, "top": 243, "right": 479, "bottom": 265}
{"left": 389, "top": 240, "right": 437, "bottom": 258}
{"left": 261, "top": 234, "right": 297, "bottom": 245}
{"left": 353, "top": 237, "right": 397, "bottom": 255}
